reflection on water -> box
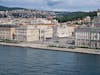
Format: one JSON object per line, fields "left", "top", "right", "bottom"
{"left": 0, "top": 45, "right": 100, "bottom": 75}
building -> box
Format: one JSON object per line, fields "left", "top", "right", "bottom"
{"left": 97, "top": 9, "right": 100, "bottom": 16}
{"left": 52, "top": 24, "right": 58, "bottom": 41}
{"left": 67, "top": 24, "right": 77, "bottom": 37}
{"left": 75, "top": 27, "right": 100, "bottom": 49}
{"left": 57, "top": 23, "right": 69, "bottom": 37}
{"left": 34, "top": 24, "right": 54, "bottom": 40}
{"left": 0, "top": 24, "right": 16, "bottom": 40}
{"left": 53, "top": 23, "right": 77, "bottom": 39}
{"left": 75, "top": 9, "right": 100, "bottom": 49}
{"left": 83, "top": 16, "right": 91, "bottom": 23}
{"left": 93, "top": 9, "right": 100, "bottom": 27}
{"left": 15, "top": 25, "right": 39, "bottom": 42}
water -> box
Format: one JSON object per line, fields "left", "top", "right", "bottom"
{"left": 0, "top": 45, "right": 100, "bottom": 75}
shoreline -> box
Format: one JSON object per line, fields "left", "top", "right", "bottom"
{"left": 0, "top": 42, "right": 100, "bottom": 55}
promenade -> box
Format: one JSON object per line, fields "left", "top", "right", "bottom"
{"left": 0, "top": 42, "right": 100, "bottom": 55}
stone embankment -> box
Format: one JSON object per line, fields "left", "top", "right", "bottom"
{"left": 0, "top": 42, "right": 100, "bottom": 55}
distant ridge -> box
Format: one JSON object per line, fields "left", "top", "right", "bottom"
{"left": 0, "top": 5, "right": 56, "bottom": 18}
{"left": 0, "top": 5, "right": 25, "bottom": 11}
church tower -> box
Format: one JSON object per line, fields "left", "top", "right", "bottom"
{"left": 97, "top": 9, "right": 100, "bottom": 16}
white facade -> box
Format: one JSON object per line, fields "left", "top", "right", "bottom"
{"left": 57, "top": 24, "right": 69, "bottom": 37}
{"left": 97, "top": 9, "right": 100, "bottom": 16}
{"left": 52, "top": 23, "right": 75, "bottom": 39}
{"left": 57, "top": 25, "right": 68, "bottom": 37}
{"left": 75, "top": 28, "right": 100, "bottom": 49}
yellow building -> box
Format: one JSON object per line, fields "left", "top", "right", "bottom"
{"left": 15, "top": 25, "right": 39, "bottom": 42}
{"left": 67, "top": 24, "right": 77, "bottom": 37}
{"left": 34, "top": 24, "right": 54, "bottom": 40}
{"left": 0, "top": 24, "right": 16, "bottom": 40}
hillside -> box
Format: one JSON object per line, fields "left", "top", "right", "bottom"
{"left": 55, "top": 11, "right": 97, "bottom": 22}
{"left": 0, "top": 6, "right": 25, "bottom": 11}
{"left": 0, "top": 5, "right": 56, "bottom": 18}
{"left": 0, "top": 5, "right": 97, "bottom": 22}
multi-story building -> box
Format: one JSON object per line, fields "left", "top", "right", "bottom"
{"left": 75, "top": 27, "right": 100, "bottom": 49}
{"left": 0, "top": 24, "right": 16, "bottom": 40}
{"left": 57, "top": 23, "right": 69, "bottom": 37}
{"left": 75, "top": 9, "right": 100, "bottom": 49}
{"left": 15, "top": 25, "right": 39, "bottom": 42}
{"left": 67, "top": 24, "right": 77, "bottom": 37}
{"left": 93, "top": 9, "right": 100, "bottom": 27}
{"left": 34, "top": 24, "right": 54, "bottom": 40}
{"left": 83, "top": 16, "right": 91, "bottom": 23}
{"left": 53, "top": 23, "right": 76, "bottom": 39}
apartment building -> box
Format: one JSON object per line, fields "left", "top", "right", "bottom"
{"left": 15, "top": 25, "right": 39, "bottom": 42}
{"left": 75, "top": 27, "right": 100, "bottom": 49}
{"left": 0, "top": 24, "right": 16, "bottom": 40}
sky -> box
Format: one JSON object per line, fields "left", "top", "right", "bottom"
{"left": 0, "top": 0, "right": 100, "bottom": 11}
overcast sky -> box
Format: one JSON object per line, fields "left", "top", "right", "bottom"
{"left": 0, "top": 0, "right": 100, "bottom": 11}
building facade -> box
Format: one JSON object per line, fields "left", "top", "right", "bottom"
{"left": 0, "top": 24, "right": 16, "bottom": 40}
{"left": 97, "top": 9, "right": 100, "bottom": 16}
{"left": 34, "top": 24, "right": 54, "bottom": 40}
{"left": 15, "top": 25, "right": 39, "bottom": 42}
{"left": 75, "top": 27, "right": 100, "bottom": 49}
{"left": 92, "top": 9, "right": 100, "bottom": 27}
{"left": 57, "top": 23, "right": 69, "bottom": 37}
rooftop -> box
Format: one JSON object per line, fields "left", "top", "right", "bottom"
{"left": 75, "top": 27, "right": 100, "bottom": 33}
{"left": 0, "top": 24, "right": 17, "bottom": 27}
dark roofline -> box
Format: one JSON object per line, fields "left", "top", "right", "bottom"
{"left": 0, "top": 24, "right": 18, "bottom": 27}
{"left": 75, "top": 27, "right": 100, "bottom": 33}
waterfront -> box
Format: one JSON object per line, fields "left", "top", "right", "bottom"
{"left": 0, "top": 45, "right": 100, "bottom": 75}
{"left": 0, "top": 42, "right": 100, "bottom": 55}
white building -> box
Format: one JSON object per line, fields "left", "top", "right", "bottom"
{"left": 97, "top": 9, "right": 100, "bottom": 16}
{"left": 75, "top": 27, "right": 100, "bottom": 49}
{"left": 52, "top": 23, "right": 76, "bottom": 40}
{"left": 92, "top": 9, "right": 100, "bottom": 27}
{"left": 57, "top": 23, "right": 68, "bottom": 37}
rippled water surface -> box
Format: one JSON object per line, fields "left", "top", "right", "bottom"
{"left": 0, "top": 45, "right": 100, "bottom": 75}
